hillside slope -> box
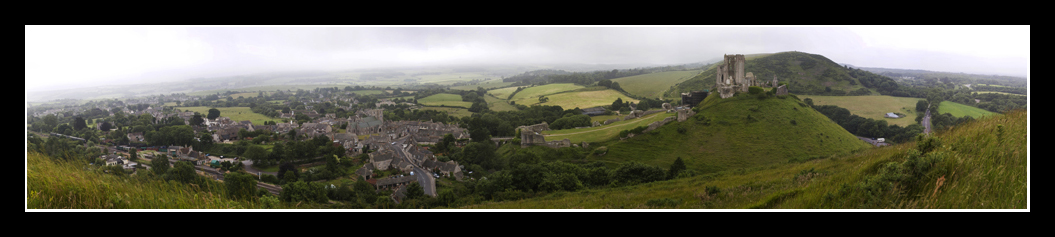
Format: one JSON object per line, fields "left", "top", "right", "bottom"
{"left": 26, "top": 152, "right": 283, "bottom": 209}
{"left": 668, "top": 51, "right": 876, "bottom": 100}
{"left": 594, "top": 92, "right": 871, "bottom": 174}
{"left": 467, "top": 109, "right": 1027, "bottom": 209}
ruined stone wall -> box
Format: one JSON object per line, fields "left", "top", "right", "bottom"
{"left": 639, "top": 110, "right": 662, "bottom": 117}
{"left": 604, "top": 118, "right": 622, "bottom": 125}
{"left": 643, "top": 117, "right": 675, "bottom": 133}
{"left": 677, "top": 109, "right": 696, "bottom": 122}
{"left": 776, "top": 85, "right": 789, "bottom": 96}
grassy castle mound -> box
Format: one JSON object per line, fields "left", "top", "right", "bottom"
{"left": 594, "top": 91, "right": 871, "bottom": 174}
{"left": 467, "top": 109, "right": 1027, "bottom": 209}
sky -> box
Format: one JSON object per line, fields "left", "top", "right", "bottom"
{"left": 25, "top": 25, "right": 1029, "bottom": 92}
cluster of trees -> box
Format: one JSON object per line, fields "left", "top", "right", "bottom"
{"left": 548, "top": 114, "right": 592, "bottom": 130}
{"left": 457, "top": 87, "right": 490, "bottom": 113}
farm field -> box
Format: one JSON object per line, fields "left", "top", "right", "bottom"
{"left": 484, "top": 94, "right": 518, "bottom": 112}
{"left": 542, "top": 111, "right": 674, "bottom": 144}
{"left": 976, "top": 91, "right": 1026, "bottom": 96}
{"left": 612, "top": 70, "right": 701, "bottom": 99}
{"left": 451, "top": 80, "right": 517, "bottom": 91}
{"left": 186, "top": 85, "right": 351, "bottom": 97}
{"left": 177, "top": 107, "right": 275, "bottom": 126}
{"left": 530, "top": 89, "right": 639, "bottom": 110}
{"left": 939, "top": 101, "right": 998, "bottom": 118}
{"left": 418, "top": 93, "right": 473, "bottom": 108}
{"left": 508, "top": 83, "right": 585, "bottom": 104}
{"left": 487, "top": 86, "right": 521, "bottom": 99}
{"left": 420, "top": 106, "right": 474, "bottom": 119}
{"left": 799, "top": 95, "right": 921, "bottom": 127}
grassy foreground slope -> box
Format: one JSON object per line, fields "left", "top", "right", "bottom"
{"left": 596, "top": 92, "right": 871, "bottom": 174}
{"left": 468, "top": 109, "right": 1027, "bottom": 209}
{"left": 26, "top": 153, "right": 280, "bottom": 209}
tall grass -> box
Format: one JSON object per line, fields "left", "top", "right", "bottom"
{"left": 27, "top": 152, "right": 283, "bottom": 209}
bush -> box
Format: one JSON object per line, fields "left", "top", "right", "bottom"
{"left": 748, "top": 86, "right": 764, "bottom": 95}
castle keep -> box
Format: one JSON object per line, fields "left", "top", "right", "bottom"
{"left": 714, "top": 54, "right": 783, "bottom": 99}
{"left": 716, "top": 54, "right": 751, "bottom": 99}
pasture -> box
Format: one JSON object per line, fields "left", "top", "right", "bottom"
{"left": 484, "top": 95, "right": 518, "bottom": 112}
{"left": 532, "top": 89, "right": 639, "bottom": 110}
{"left": 420, "top": 106, "right": 474, "bottom": 119}
{"left": 177, "top": 107, "right": 275, "bottom": 126}
{"left": 451, "top": 80, "right": 517, "bottom": 91}
{"left": 612, "top": 70, "right": 701, "bottom": 99}
{"left": 939, "top": 101, "right": 997, "bottom": 118}
{"left": 487, "top": 86, "right": 521, "bottom": 99}
{"left": 798, "top": 95, "right": 921, "bottom": 127}
{"left": 508, "top": 83, "right": 585, "bottom": 104}
{"left": 418, "top": 93, "right": 473, "bottom": 108}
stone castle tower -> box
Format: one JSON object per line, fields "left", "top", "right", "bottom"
{"left": 715, "top": 54, "right": 752, "bottom": 99}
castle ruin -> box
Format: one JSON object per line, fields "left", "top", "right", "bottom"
{"left": 716, "top": 54, "right": 750, "bottom": 99}
{"left": 715, "top": 54, "right": 784, "bottom": 99}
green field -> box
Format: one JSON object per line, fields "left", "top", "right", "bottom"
{"left": 418, "top": 93, "right": 473, "bottom": 108}
{"left": 976, "top": 91, "right": 1026, "bottom": 96}
{"left": 509, "top": 83, "right": 585, "bottom": 104}
{"left": 178, "top": 107, "right": 275, "bottom": 126}
{"left": 799, "top": 95, "right": 921, "bottom": 127}
{"left": 451, "top": 80, "right": 517, "bottom": 91}
{"left": 488, "top": 86, "right": 521, "bottom": 99}
{"left": 420, "top": 106, "right": 474, "bottom": 119}
{"left": 484, "top": 94, "right": 518, "bottom": 112}
{"left": 531, "top": 89, "right": 639, "bottom": 110}
{"left": 939, "top": 101, "right": 998, "bottom": 118}
{"left": 542, "top": 111, "right": 675, "bottom": 143}
{"left": 612, "top": 70, "right": 702, "bottom": 99}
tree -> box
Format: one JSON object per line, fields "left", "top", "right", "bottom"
{"left": 243, "top": 145, "right": 269, "bottom": 163}
{"left": 72, "top": 117, "right": 87, "bottom": 131}
{"left": 129, "top": 148, "right": 138, "bottom": 161}
{"left": 611, "top": 98, "right": 624, "bottom": 111}
{"left": 43, "top": 114, "right": 58, "bottom": 132}
{"left": 100, "top": 122, "right": 112, "bottom": 132}
{"left": 207, "top": 108, "right": 221, "bottom": 120}
{"left": 169, "top": 161, "right": 198, "bottom": 184}
{"left": 225, "top": 172, "right": 257, "bottom": 200}
{"left": 668, "top": 157, "right": 686, "bottom": 180}
{"left": 405, "top": 182, "right": 426, "bottom": 201}
{"left": 189, "top": 114, "right": 205, "bottom": 126}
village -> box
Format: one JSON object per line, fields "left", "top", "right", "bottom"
{"left": 27, "top": 87, "right": 476, "bottom": 203}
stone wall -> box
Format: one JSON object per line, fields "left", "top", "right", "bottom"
{"left": 643, "top": 117, "right": 675, "bottom": 133}
{"left": 776, "top": 85, "right": 789, "bottom": 96}
{"left": 604, "top": 118, "right": 622, "bottom": 125}
{"left": 677, "top": 109, "right": 696, "bottom": 122}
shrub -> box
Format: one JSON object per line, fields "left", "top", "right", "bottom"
{"left": 748, "top": 86, "right": 764, "bottom": 95}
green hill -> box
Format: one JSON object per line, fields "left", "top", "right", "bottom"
{"left": 466, "top": 108, "right": 1027, "bottom": 209}
{"left": 668, "top": 51, "right": 874, "bottom": 100}
{"left": 593, "top": 92, "right": 872, "bottom": 175}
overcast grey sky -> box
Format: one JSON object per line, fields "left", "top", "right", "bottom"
{"left": 25, "top": 26, "right": 1029, "bottom": 92}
